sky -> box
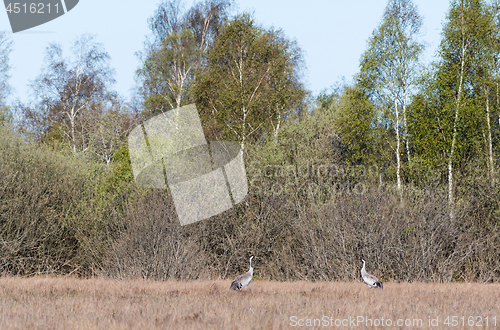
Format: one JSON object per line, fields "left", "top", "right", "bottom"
{"left": 1, "top": 0, "right": 451, "bottom": 105}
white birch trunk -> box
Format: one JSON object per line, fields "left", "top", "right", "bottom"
{"left": 395, "top": 97, "right": 402, "bottom": 194}
{"left": 274, "top": 111, "right": 281, "bottom": 141}
{"left": 484, "top": 87, "right": 494, "bottom": 184}
{"left": 239, "top": 52, "right": 245, "bottom": 152}
{"left": 448, "top": 37, "right": 466, "bottom": 221}
{"left": 390, "top": 67, "right": 402, "bottom": 198}
{"left": 70, "top": 109, "right": 76, "bottom": 153}
{"left": 241, "top": 105, "right": 246, "bottom": 152}
{"left": 402, "top": 83, "right": 410, "bottom": 163}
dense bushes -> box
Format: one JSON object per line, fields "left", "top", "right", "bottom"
{"left": 1, "top": 125, "right": 499, "bottom": 282}
{"left": 0, "top": 127, "right": 92, "bottom": 275}
{"left": 100, "top": 116, "right": 500, "bottom": 282}
{"left": 102, "top": 174, "right": 500, "bottom": 283}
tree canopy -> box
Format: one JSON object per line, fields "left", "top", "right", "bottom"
{"left": 195, "top": 14, "right": 307, "bottom": 149}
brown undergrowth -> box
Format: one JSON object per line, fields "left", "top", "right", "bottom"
{"left": 0, "top": 277, "right": 498, "bottom": 329}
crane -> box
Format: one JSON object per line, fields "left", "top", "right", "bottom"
{"left": 361, "top": 258, "right": 383, "bottom": 289}
{"left": 230, "top": 255, "right": 254, "bottom": 290}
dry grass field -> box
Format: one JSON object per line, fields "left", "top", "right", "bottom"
{"left": 0, "top": 277, "right": 498, "bottom": 329}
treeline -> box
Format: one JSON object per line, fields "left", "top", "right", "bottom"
{"left": 0, "top": 0, "right": 499, "bottom": 282}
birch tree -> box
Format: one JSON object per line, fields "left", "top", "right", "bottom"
{"left": 492, "top": 0, "right": 500, "bottom": 133}
{"left": 88, "top": 103, "right": 136, "bottom": 165}
{"left": 483, "top": 0, "right": 500, "bottom": 184}
{"left": 359, "top": 0, "right": 423, "bottom": 195}
{"left": 413, "top": 0, "right": 493, "bottom": 219}
{"left": 195, "top": 14, "right": 306, "bottom": 150}
{"left": 21, "top": 35, "right": 115, "bottom": 153}
{"left": 137, "top": 0, "right": 232, "bottom": 116}
{"left": 444, "top": 0, "right": 492, "bottom": 218}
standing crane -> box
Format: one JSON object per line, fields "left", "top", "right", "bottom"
{"left": 361, "top": 258, "right": 383, "bottom": 289}
{"left": 230, "top": 255, "right": 254, "bottom": 290}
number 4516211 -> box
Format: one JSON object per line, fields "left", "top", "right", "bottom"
{"left": 443, "top": 316, "right": 497, "bottom": 327}
{"left": 5, "top": 2, "right": 60, "bottom": 14}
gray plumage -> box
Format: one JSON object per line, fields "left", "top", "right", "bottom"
{"left": 361, "top": 258, "right": 383, "bottom": 289}
{"left": 230, "top": 255, "right": 254, "bottom": 290}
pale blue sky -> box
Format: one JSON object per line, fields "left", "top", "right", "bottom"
{"left": 1, "top": 1, "right": 450, "bottom": 104}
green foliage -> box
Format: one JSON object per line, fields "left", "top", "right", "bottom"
{"left": 358, "top": 0, "right": 423, "bottom": 100}
{"left": 196, "top": 13, "right": 306, "bottom": 147}
{"left": 333, "top": 87, "right": 377, "bottom": 164}
{"left": 409, "top": 0, "right": 497, "bottom": 176}
{"left": 41, "top": 122, "right": 70, "bottom": 152}
{"left": 0, "top": 106, "right": 11, "bottom": 125}
{"left": 316, "top": 89, "right": 340, "bottom": 113}
{"left": 138, "top": 0, "right": 232, "bottom": 118}
{"left": 94, "top": 143, "right": 135, "bottom": 199}
{"left": 250, "top": 108, "right": 344, "bottom": 167}
{"left": 111, "top": 144, "right": 135, "bottom": 183}
{"left": 138, "top": 28, "right": 198, "bottom": 114}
